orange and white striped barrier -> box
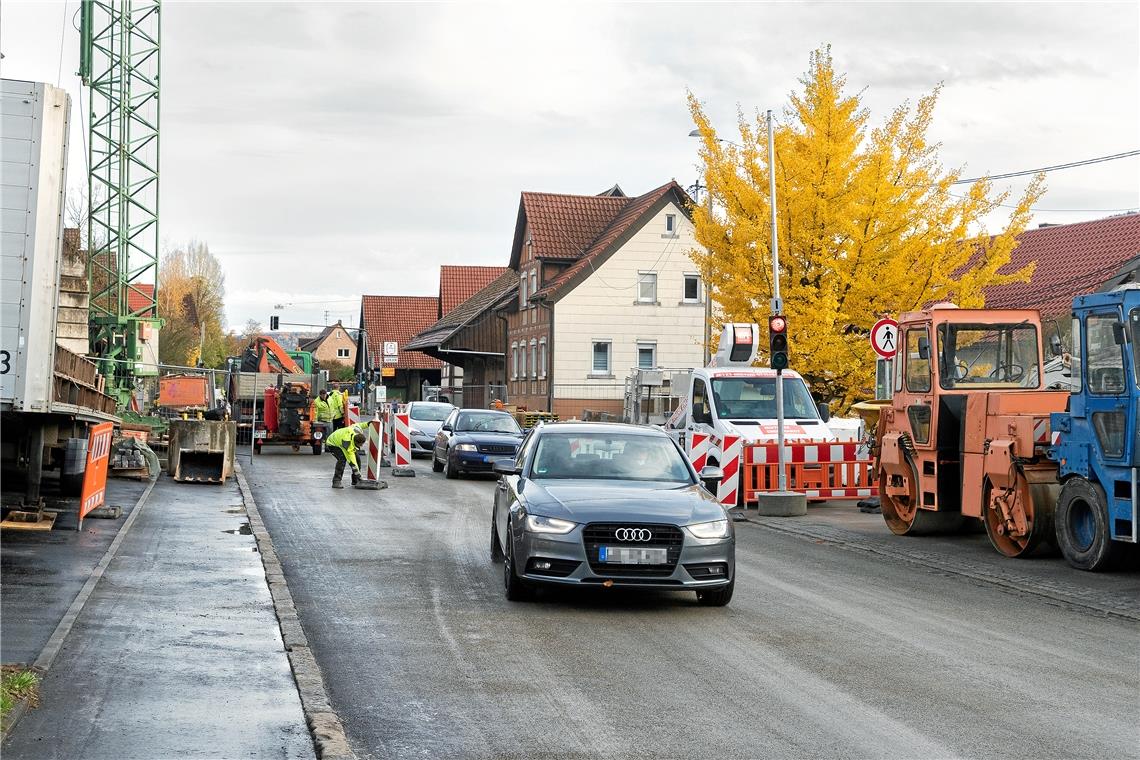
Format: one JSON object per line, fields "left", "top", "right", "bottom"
{"left": 742, "top": 441, "right": 876, "bottom": 502}
{"left": 346, "top": 404, "right": 361, "bottom": 428}
{"left": 717, "top": 435, "right": 742, "bottom": 507}
{"left": 392, "top": 411, "right": 415, "bottom": 477}
{"left": 378, "top": 411, "right": 391, "bottom": 467}
{"left": 79, "top": 422, "right": 114, "bottom": 528}
{"left": 363, "top": 419, "right": 384, "bottom": 481}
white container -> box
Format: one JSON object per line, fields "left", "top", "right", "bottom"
{"left": 1, "top": 79, "right": 71, "bottom": 412}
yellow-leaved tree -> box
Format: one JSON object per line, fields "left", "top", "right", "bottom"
{"left": 689, "top": 47, "right": 1045, "bottom": 410}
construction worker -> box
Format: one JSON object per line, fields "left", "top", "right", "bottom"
{"left": 328, "top": 385, "right": 346, "bottom": 429}
{"left": 313, "top": 389, "right": 334, "bottom": 442}
{"left": 326, "top": 425, "right": 365, "bottom": 489}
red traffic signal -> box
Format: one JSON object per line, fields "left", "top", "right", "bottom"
{"left": 769, "top": 314, "right": 789, "bottom": 371}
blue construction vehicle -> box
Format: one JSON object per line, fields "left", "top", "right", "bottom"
{"left": 1050, "top": 285, "right": 1139, "bottom": 571}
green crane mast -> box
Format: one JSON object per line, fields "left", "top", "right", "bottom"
{"left": 79, "top": 0, "right": 162, "bottom": 409}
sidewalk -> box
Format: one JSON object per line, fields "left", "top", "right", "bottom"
{"left": 2, "top": 478, "right": 148, "bottom": 665}
{"left": 2, "top": 475, "right": 314, "bottom": 759}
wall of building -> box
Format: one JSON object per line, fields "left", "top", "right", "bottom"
{"left": 310, "top": 325, "right": 357, "bottom": 368}
{"left": 552, "top": 202, "right": 704, "bottom": 402}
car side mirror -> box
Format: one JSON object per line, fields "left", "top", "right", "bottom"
{"left": 441, "top": 423, "right": 453, "bottom": 432}
{"left": 817, "top": 401, "right": 831, "bottom": 423}
{"left": 1050, "top": 334, "right": 1064, "bottom": 357}
{"left": 493, "top": 459, "right": 520, "bottom": 475}
{"left": 1112, "top": 322, "right": 1126, "bottom": 345}
{"left": 917, "top": 336, "right": 930, "bottom": 360}
{"left": 698, "top": 465, "right": 724, "bottom": 492}
{"left": 693, "top": 402, "right": 711, "bottom": 425}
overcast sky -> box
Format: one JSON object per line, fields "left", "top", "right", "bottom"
{"left": 3, "top": 1, "right": 1138, "bottom": 331}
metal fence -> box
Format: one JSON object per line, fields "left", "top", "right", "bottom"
{"left": 422, "top": 384, "right": 508, "bottom": 409}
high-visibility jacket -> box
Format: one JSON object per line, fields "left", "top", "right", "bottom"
{"left": 328, "top": 390, "right": 345, "bottom": 419}
{"left": 313, "top": 396, "right": 334, "bottom": 423}
{"left": 327, "top": 425, "right": 360, "bottom": 469}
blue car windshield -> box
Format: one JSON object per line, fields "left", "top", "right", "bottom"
{"left": 455, "top": 412, "right": 520, "bottom": 434}
{"left": 531, "top": 433, "right": 692, "bottom": 482}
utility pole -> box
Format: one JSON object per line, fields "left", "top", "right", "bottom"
{"left": 757, "top": 108, "right": 806, "bottom": 516}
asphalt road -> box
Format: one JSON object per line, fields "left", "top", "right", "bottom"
{"left": 246, "top": 449, "right": 1139, "bottom": 760}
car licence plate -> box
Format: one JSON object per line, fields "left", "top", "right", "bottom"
{"left": 599, "top": 546, "right": 667, "bottom": 564}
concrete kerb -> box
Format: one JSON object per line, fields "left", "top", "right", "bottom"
{"left": 234, "top": 463, "right": 357, "bottom": 760}
{"left": 1, "top": 474, "right": 159, "bottom": 742}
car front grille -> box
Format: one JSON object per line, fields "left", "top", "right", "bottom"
{"left": 582, "top": 523, "right": 684, "bottom": 577}
{"left": 478, "top": 444, "right": 517, "bottom": 455}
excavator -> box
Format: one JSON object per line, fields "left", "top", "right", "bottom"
{"left": 240, "top": 336, "right": 304, "bottom": 374}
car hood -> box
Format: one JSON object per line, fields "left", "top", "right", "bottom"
{"left": 411, "top": 420, "right": 444, "bottom": 436}
{"left": 520, "top": 480, "right": 725, "bottom": 525}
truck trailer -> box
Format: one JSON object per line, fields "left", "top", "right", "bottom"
{"left": 1, "top": 79, "right": 117, "bottom": 510}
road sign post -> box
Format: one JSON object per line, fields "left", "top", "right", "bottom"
{"left": 871, "top": 317, "right": 898, "bottom": 401}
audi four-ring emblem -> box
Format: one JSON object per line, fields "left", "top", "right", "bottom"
{"left": 615, "top": 528, "right": 653, "bottom": 542}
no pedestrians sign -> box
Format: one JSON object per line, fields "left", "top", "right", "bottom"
{"left": 870, "top": 317, "right": 899, "bottom": 359}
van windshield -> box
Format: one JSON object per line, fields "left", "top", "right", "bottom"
{"left": 710, "top": 377, "right": 819, "bottom": 420}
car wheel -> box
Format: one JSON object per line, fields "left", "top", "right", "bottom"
{"left": 444, "top": 453, "right": 459, "bottom": 479}
{"left": 490, "top": 518, "right": 504, "bottom": 563}
{"left": 503, "top": 530, "right": 532, "bottom": 601}
{"left": 432, "top": 452, "right": 443, "bottom": 473}
{"left": 696, "top": 579, "right": 734, "bottom": 607}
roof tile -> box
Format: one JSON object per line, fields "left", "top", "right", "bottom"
{"left": 439, "top": 265, "right": 509, "bottom": 316}
{"left": 360, "top": 295, "right": 444, "bottom": 369}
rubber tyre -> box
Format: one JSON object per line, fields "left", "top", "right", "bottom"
{"left": 1055, "top": 478, "right": 1119, "bottom": 571}
{"left": 490, "top": 519, "right": 504, "bottom": 563}
{"left": 432, "top": 453, "right": 443, "bottom": 473}
{"left": 444, "top": 453, "right": 459, "bottom": 479}
{"left": 696, "top": 579, "right": 734, "bottom": 607}
{"left": 311, "top": 443, "right": 323, "bottom": 455}
{"left": 503, "top": 531, "right": 532, "bottom": 601}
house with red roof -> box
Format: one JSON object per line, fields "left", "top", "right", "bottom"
{"left": 501, "top": 181, "right": 703, "bottom": 416}
{"left": 983, "top": 213, "right": 1140, "bottom": 321}
{"left": 359, "top": 295, "right": 443, "bottom": 403}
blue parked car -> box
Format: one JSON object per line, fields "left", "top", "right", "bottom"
{"left": 432, "top": 408, "right": 523, "bottom": 479}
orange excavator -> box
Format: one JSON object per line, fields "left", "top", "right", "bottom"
{"left": 240, "top": 336, "right": 304, "bottom": 374}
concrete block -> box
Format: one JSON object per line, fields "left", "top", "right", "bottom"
{"left": 755, "top": 491, "right": 807, "bottom": 517}
{"left": 391, "top": 467, "right": 415, "bottom": 478}
{"left": 353, "top": 479, "right": 388, "bottom": 490}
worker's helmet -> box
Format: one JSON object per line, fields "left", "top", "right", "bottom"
{"left": 353, "top": 433, "right": 366, "bottom": 446}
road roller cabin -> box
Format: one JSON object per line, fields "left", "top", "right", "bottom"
{"left": 877, "top": 303, "right": 1068, "bottom": 557}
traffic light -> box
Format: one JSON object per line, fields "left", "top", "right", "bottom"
{"left": 269, "top": 315, "right": 279, "bottom": 331}
{"left": 769, "top": 314, "right": 788, "bottom": 371}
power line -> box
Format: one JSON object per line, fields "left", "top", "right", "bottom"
{"left": 946, "top": 192, "right": 1138, "bottom": 214}
{"left": 952, "top": 150, "right": 1140, "bottom": 185}
{"left": 56, "top": 1, "right": 68, "bottom": 86}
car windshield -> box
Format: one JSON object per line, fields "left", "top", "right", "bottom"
{"left": 937, "top": 323, "right": 1040, "bottom": 389}
{"left": 530, "top": 433, "right": 692, "bottom": 482}
{"left": 410, "top": 404, "right": 452, "bottom": 422}
{"left": 1131, "top": 308, "right": 1140, "bottom": 389}
{"left": 455, "top": 412, "right": 520, "bottom": 434}
{"left": 710, "top": 377, "right": 818, "bottom": 420}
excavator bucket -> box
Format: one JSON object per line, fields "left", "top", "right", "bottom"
{"left": 168, "top": 420, "right": 237, "bottom": 484}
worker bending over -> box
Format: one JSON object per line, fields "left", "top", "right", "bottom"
{"left": 326, "top": 426, "right": 365, "bottom": 488}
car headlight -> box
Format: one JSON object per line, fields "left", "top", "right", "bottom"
{"left": 686, "top": 519, "right": 730, "bottom": 539}
{"left": 410, "top": 428, "right": 424, "bottom": 437}
{"left": 525, "top": 514, "right": 576, "bottom": 534}
{"left": 454, "top": 443, "right": 478, "bottom": 452}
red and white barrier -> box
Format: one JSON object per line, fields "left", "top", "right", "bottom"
{"left": 364, "top": 419, "right": 384, "bottom": 481}
{"left": 392, "top": 411, "right": 415, "bottom": 476}
{"left": 346, "top": 405, "right": 361, "bottom": 427}
{"left": 687, "top": 431, "right": 710, "bottom": 472}
{"left": 717, "top": 435, "right": 742, "bottom": 507}
{"left": 742, "top": 441, "right": 876, "bottom": 501}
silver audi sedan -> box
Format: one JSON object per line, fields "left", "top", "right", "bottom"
{"left": 490, "top": 422, "right": 735, "bottom": 606}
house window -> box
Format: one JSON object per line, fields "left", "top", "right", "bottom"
{"left": 519, "top": 275, "right": 527, "bottom": 309}
{"left": 530, "top": 339, "right": 537, "bottom": 378}
{"left": 519, "top": 342, "right": 527, "bottom": 380}
{"left": 592, "top": 341, "right": 611, "bottom": 374}
{"left": 637, "top": 271, "right": 657, "bottom": 303}
{"left": 637, "top": 342, "right": 656, "bottom": 370}
{"left": 511, "top": 342, "right": 518, "bottom": 379}
{"left": 530, "top": 271, "right": 537, "bottom": 305}
{"left": 666, "top": 214, "right": 675, "bottom": 233}
{"left": 539, "top": 338, "right": 547, "bottom": 378}
{"left": 683, "top": 274, "right": 700, "bottom": 303}
{"left": 337, "top": 348, "right": 350, "bottom": 359}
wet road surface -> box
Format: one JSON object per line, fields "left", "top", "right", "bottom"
{"left": 246, "top": 449, "right": 1139, "bottom": 759}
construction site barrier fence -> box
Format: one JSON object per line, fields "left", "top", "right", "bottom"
{"left": 742, "top": 442, "right": 877, "bottom": 502}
